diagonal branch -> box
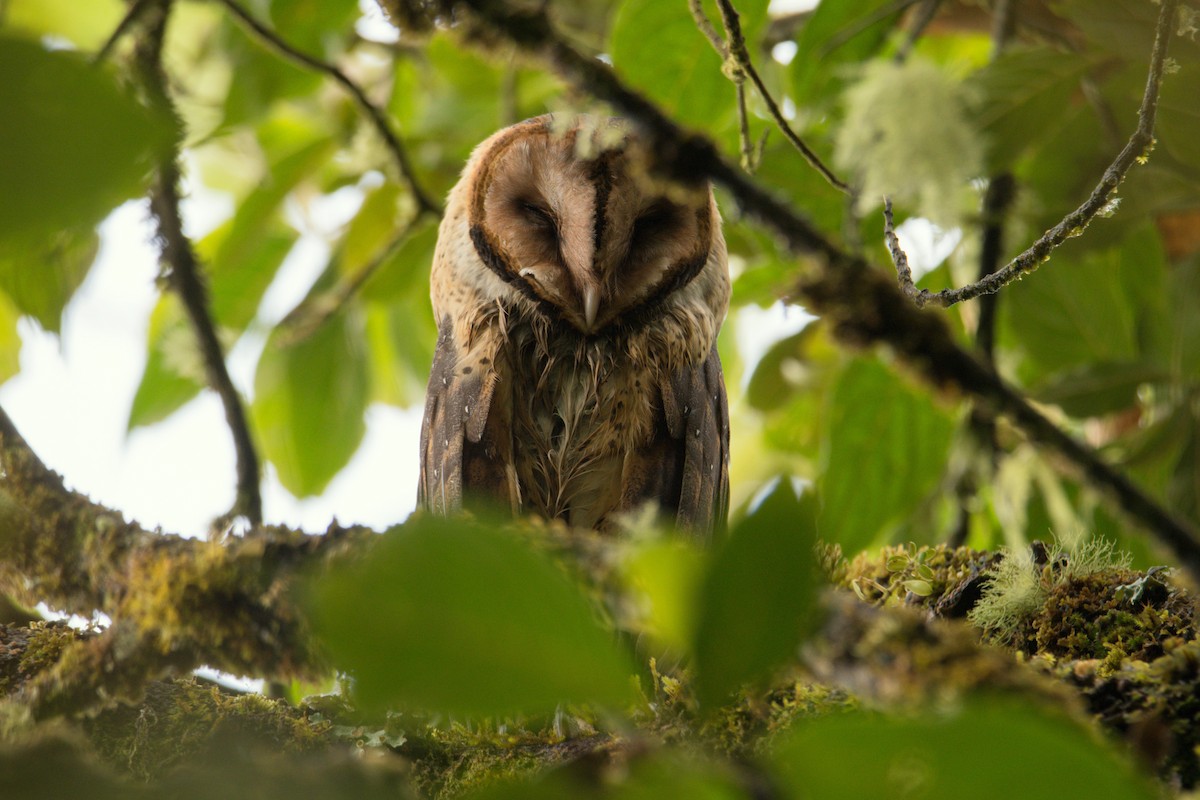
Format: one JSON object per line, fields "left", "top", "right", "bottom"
{"left": 135, "top": 2, "right": 262, "bottom": 527}
{"left": 91, "top": 0, "right": 158, "bottom": 64}
{"left": 276, "top": 213, "right": 424, "bottom": 346}
{"left": 894, "top": 0, "right": 943, "bottom": 62}
{"left": 442, "top": 0, "right": 1200, "bottom": 580}
{"left": 907, "top": 0, "right": 1178, "bottom": 308}
{"left": 217, "top": 0, "right": 443, "bottom": 217}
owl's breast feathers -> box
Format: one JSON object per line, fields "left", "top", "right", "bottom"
{"left": 419, "top": 296, "right": 729, "bottom": 538}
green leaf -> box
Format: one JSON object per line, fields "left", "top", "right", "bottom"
{"left": 363, "top": 300, "right": 436, "bottom": 408}
{"left": 835, "top": 58, "right": 982, "bottom": 225}
{"left": 360, "top": 217, "right": 439, "bottom": 303}
{"left": 771, "top": 697, "right": 1155, "bottom": 799}
{"left": 1034, "top": 361, "right": 1167, "bottom": 419}
{"left": 4, "top": 0, "right": 125, "bottom": 51}
{"left": 966, "top": 46, "right": 1093, "bottom": 172}
{"left": 623, "top": 538, "right": 708, "bottom": 655}
{"left": 819, "top": 357, "right": 956, "bottom": 554}
{"left": 469, "top": 751, "right": 748, "bottom": 800}
{"left": 0, "top": 291, "right": 23, "bottom": 385}
{"left": 218, "top": 23, "right": 321, "bottom": 130}
{"left": 1001, "top": 243, "right": 1140, "bottom": 382}
{"left": 127, "top": 295, "right": 207, "bottom": 430}
{"left": 253, "top": 278, "right": 370, "bottom": 497}
{"left": 0, "top": 227, "right": 97, "bottom": 333}
{"left": 127, "top": 134, "right": 329, "bottom": 430}
{"left": 202, "top": 134, "right": 334, "bottom": 328}
{"left": 307, "top": 516, "right": 636, "bottom": 717}
{"left": 692, "top": 480, "right": 820, "bottom": 709}
{"left": 790, "top": 0, "right": 905, "bottom": 109}
{"left": 0, "top": 37, "right": 173, "bottom": 245}
{"left": 268, "top": 0, "right": 360, "bottom": 54}
{"left": 609, "top": 0, "right": 737, "bottom": 132}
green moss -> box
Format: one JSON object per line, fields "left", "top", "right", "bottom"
{"left": 14, "top": 621, "right": 83, "bottom": 685}
{"left": 396, "top": 716, "right": 609, "bottom": 799}
{"left": 837, "top": 543, "right": 998, "bottom": 613}
{"left": 1032, "top": 570, "right": 1195, "bottom": 666}
{"left": 696, "top": 679, "right": 857, "bottom": 756}
{"left": 84, "top": 677, "right": 333, "bottom": 782}
{"left": 968, "top": 538, "right": 1134, "bottom": 649}
{"left": 1065, "top": 640, "right": 1200, "bottom": 789}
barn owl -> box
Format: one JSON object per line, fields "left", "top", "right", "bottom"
{"left": 418, "top": 114, "right": 730, "bottom": 537}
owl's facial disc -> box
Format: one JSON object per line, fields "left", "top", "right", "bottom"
{"left": 470, "top": 120, "right": 713, "bottom": 336}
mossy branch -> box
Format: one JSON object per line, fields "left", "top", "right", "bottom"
{"left": 0, "top": 403, "right": 372, "bottom": 720}
{"left": 433, "top": 0, "right": 1200, "bottom": 582}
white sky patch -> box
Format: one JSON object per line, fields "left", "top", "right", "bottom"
{"left": 356, "top": 0, "right": 400, "bottom": 44}
{"left": 193, "top": 667, "right": 266, "bottom": 695}
{"left": 734, "top": 300, "right": 816, "bottom": 388}
{"left": 768, "top": 0, "right": 819, "bottom": 13}
{"left": 772, "top": 40, "right": 799, "bottom": 65}
{"left": 893, "top": 217, "right": 963, "bottom": 281}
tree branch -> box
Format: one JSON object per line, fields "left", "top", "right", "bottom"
{"left": 908, "top": 0, "right": 1178, "bottom": 308}
{"left": 276, "top": 214, "right": 424, "bottom": 345}
{"left": 883, "top": 198, "right": 919, "bottom": 300}
{"left": 133, "top": 2, "right": 263, "bottom": 528}
{"left": 441, "top": 0, "right": 1200, "bottom": 579}
{"left": 91, "top": 0, "right": 157, "bottom": 64}
{"left": 0, "top": 402, "right": 371, "bottom": 720}
{"left": 894, "top": 0, "right": 943, "bottom": 62}
{"left": 217, "top": 0, "right": 443, "bottom": 218}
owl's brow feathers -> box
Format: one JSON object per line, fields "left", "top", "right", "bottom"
{"left": 466, "top": 117, "right": 712, "bottom": 337}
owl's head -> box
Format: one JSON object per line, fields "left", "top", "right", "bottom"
{"left": 462, "top": 114, "right": 724, "bottom": 335}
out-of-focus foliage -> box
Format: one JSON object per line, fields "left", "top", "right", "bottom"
{"left": 772, "top": 697, "right": 1155, "bottom": 799}
{"left": 692, "top": 479, "right": 819, "bottom": 709}
{"left": 3, "top": 0, "right": 1200, "bottom": 795}
{"left": 307, "top": 515, "right": 637, "bottom": 716}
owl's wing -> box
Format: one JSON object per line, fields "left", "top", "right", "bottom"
{"left": 418, "top": 315, "right": 519, "bottom": 515}
{"left": 622, "top": 344, "right": 730, "bottom": 539}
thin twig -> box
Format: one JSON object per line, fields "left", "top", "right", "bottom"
{"left": 883, "top": 198, "right": 919, "bottom": 300}
{"left": 912, "top": 0, "right": 1178, "bottom": 308}
{"left": 894, "top": 0, "right": 943, "bottom": 62}
{"left": 990, "top": 0, "right": 1017, "bottom": 53}
{"left": 135, "top": 2, "right": 263, "bottom": 527}
{"left": 447, "top": 0, "right": 1200, "bottom": 580}
{"left": 974, "top": 0, "right": 1018, "bottom": 363}
{"left": 277, "top": 214, "right": 423, "bottom": 346}
{"left": 688, "top": 0, "right": 726, "bottom": 52}
{"left": 217, "top": 0, "right": 443, "bottom": 217}
{"left": 717, "top": 0, "right": 850, "bottom": 191}
{"left": 91, "top": 0, "right": 158, "bottom": 64}
{"left": 693, "top": 0, "right": 850, "bottom": 191}
{"left": 687, "top": 0, "right": 755, "bottom": 170}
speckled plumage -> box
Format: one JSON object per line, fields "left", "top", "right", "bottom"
{"left": 418, "top": 115, "right": 730, "bottom": 536}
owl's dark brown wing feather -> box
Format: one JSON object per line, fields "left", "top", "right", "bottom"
{"left": 624, "top": 344, "right": 730, "bottom": 539}
{"left": 418, "top": 315, "right": 517, "bottom": 515}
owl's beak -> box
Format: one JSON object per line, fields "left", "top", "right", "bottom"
{"left": 582, "top": 285, "right": 600, "bottom": 331}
